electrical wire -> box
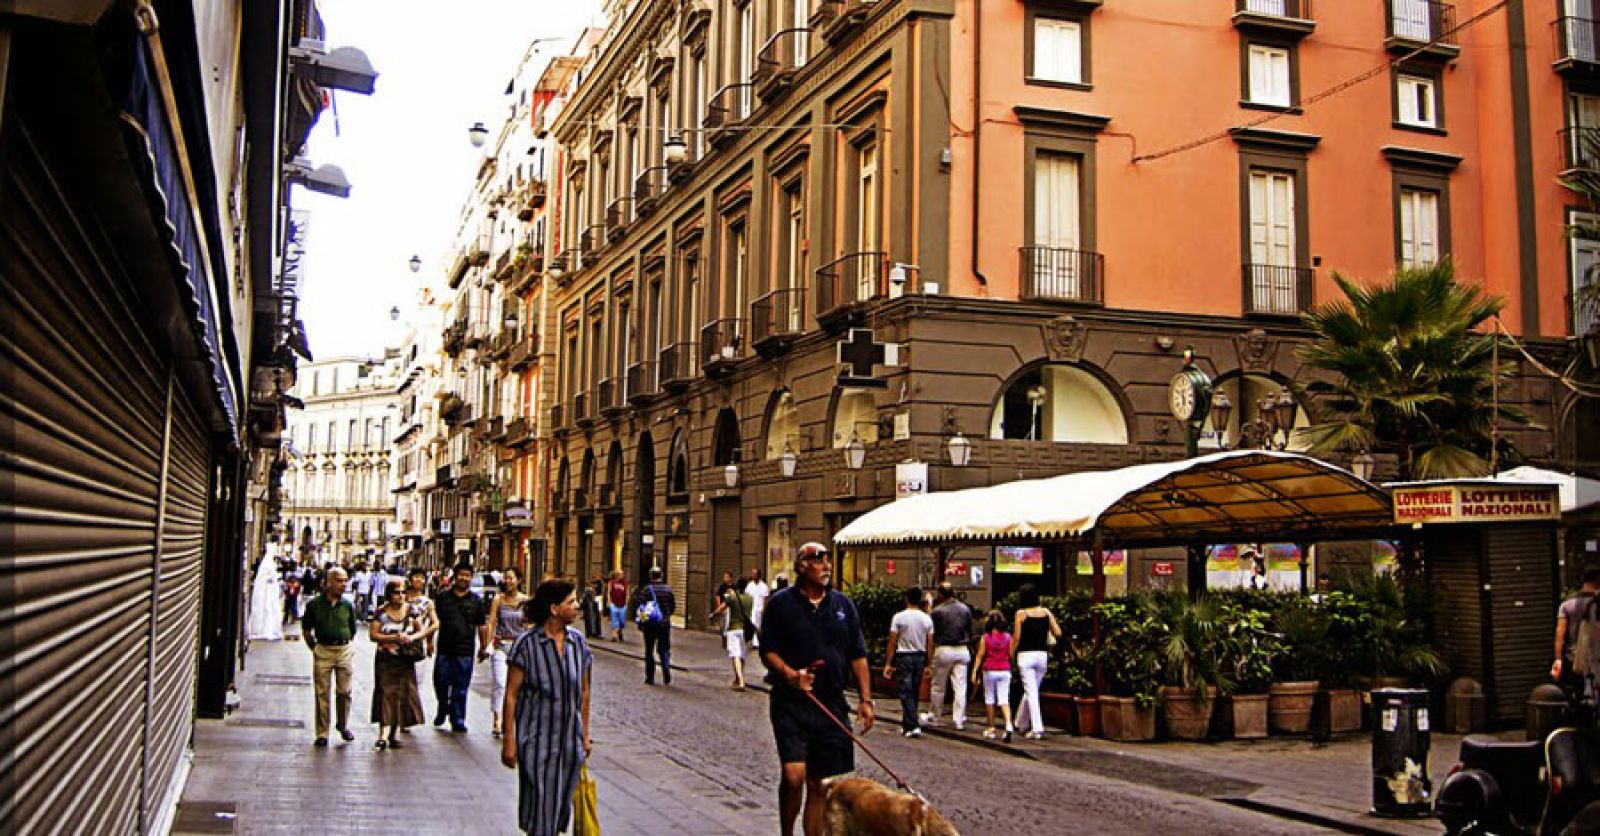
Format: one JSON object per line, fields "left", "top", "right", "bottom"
{"left": 1493, "top": 315, "right": 1600, "bottom": 398}
{"left": 1131, "top": 1, "right": 1510, "bottom": 164}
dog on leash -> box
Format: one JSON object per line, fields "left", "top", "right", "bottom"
{"left": 822, "top": 776, "right": 960, "bottom": 835}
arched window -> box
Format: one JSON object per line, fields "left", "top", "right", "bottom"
{"left": 667, "top": 430, "right": 690, "bottom": 499}
{"left": 1200, "top": 373, "right": 1310, "bottom": 452}
{"left": 765, "top": 390, "right": 799, "bottom": 460}
{"left": 712, "top": 409, "right": 740, "bottom": 466}
{"left": 989, "top": 363, "right": 1128, "bottom": 443}
{"left": 832, "top": 389, "right": 879, "bottom": 448}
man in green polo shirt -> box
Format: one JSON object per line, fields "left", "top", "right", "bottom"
{"left": 302, "top": 566, "right": 357, "bottom": 746}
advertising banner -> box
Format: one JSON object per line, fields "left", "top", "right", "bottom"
{"left": 1074, "top": 550, "right": 1126, "bottom": 576}
{"left": 996, "top": 545, "right": 1044, "bottom": 574}
{"left": 1393, "top": 483, "right": 1559, "bottom": 525}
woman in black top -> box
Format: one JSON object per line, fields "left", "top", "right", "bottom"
{"left": 1010, "top": 585, "right": 1060, "bottom": 740}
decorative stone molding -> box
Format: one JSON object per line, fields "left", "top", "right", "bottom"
{"left": 1233, "top": 328, "right": 1277, "bottom": 373}
{"left": 1042, "top": 315, "right": 1088, "bottom": 363}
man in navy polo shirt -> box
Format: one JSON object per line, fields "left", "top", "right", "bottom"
{"left": 759, "top": 542, "right": 874, "bottom": 836}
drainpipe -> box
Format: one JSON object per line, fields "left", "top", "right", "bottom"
{"left": 969, "top": 0, "right": 988, "bottom": 292}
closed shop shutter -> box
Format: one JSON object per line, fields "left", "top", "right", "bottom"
{"left": 1428, "top": 526, "right": 1484, "bottom": 683}
{"left": 1486, "top": 524, "right": 1559, "bottom": 723}
{"left": 711, "top": 499, "right": 741, "bottom": 594}
{"left": 1, "top": 102, "right": 211, "bottom": 833}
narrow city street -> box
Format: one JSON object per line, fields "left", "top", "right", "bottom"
{"left": 177, "top": 626, "right": 1331, "bottom": 835}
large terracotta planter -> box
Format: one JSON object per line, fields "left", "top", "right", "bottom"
{"left": 1228, "top": 693, "right": 1269, "bottom": 739}
{"left": 1074, "top": 696, "right": 1100, "bottom": 737}
{"left": 1326, "top": 688, "right": 1362, "bottom": 733}
{"left": 1040, "top": 692, "right": 1076, "bottom": 733}
{"left": 1099, "top": 695, "right": 1157, "bottom": 741}
{"left": 1268, "top": 680, "right": 1319, "bottom": 734}
{"left": 1160, "top": 686, "right": 1217, "bottom": 740}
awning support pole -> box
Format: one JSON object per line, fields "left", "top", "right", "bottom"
{"left": 1186, "top": 544, "right": 1206, "bottom": 601}
{"left": 1298, "top": 541, "right": 1310, "bottom": 595}
{"left": 1091, "top": 529, "right": 1106, "bottom": 696}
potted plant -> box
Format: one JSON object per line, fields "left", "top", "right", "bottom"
{"left": 1094, "top": 595, "right": 1161, "bottom": 742}
{"left": 1058, "top": 642, "right": 1099, "bottom": 736}
{"left": 1156, "top": 593, "right": 1229, "bottom": 740}
{"left": 1040, "top": 591, "right": 1093, "bottom": 734}
{"left": 1268, "top": 597, "right": 1327, "bottom": 734}
{"left": 1218, "top": 600, "right": 1279, "bottom": 739}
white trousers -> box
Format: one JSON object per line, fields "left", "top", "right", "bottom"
{"left": 928, "top": 646, "right": 971, "bottom": 725}
{"left": 1017, "top": 650, "right": 1049, "bottom": 733}
{"left": 490, "top": 645, "right": 510, "bottom": 714}
{"left": 982, "top": 670, "right": 1012, "bottom": 707}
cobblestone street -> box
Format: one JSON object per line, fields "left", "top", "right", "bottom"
{"left": 176, "top": 626, "right": 1344, "bottom": 835}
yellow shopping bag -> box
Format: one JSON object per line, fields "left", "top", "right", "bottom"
{"left": 572, "top": 764, "right": 600, "bottom": 836}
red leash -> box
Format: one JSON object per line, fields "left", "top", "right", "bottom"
{"left": 800, "top": 663, "right": 913, "bottom": 792}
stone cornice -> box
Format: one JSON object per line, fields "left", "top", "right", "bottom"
{"left": 553, "top": 0, "right": 677, "bottom": 143}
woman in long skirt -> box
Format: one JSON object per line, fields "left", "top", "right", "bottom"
{"left": 369, "top": 580, "right": 426, "bottom": 749}
{"left": 500, "top": 579, "right": 592, "bottom": 836}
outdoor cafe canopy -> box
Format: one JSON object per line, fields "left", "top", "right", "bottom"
{"left": 832, "top": 450, "right": 1395, "bottom": 551}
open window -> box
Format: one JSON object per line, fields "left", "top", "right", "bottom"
{"left": 831, "top": 388, "right": 879, "bottom": 448}
{"left": 988, "top": 363, "right": 1128, "bottom": 443}
{"left": 764, "top": 389, "right": 800, "bottom": 460}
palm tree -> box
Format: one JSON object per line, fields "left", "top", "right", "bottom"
{"left": 1294, "top": 260, "right": 1528, "bottom": 480}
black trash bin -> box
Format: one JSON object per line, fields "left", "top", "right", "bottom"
{"left": 1370, "top": 688, "right": 1431, "bottom": 817}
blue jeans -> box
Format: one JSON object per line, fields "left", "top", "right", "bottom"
{"left": 642, "top": 622, "right": 671, "bottom": 683}
{"left": 893, "top": 652, "right": 927, "bottom": 733}
{"left": 432, "top": 655, "right": 474, "bottom": 728}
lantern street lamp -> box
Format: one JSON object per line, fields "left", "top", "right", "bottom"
{"left": 723, "top": 462, "right": 739, "bottom": 489}
{"left": 779, "top": 444, "right": 798, "bottom": 478}
{"left": 1352, "top": 449, "right": 1377, "bottom": 482}
{"left": 1273, "top": 389, "right": 1298, "bottom": 442}
{"left": 389, "top": 306, "right": 401, "bottom": 321}
{"left": 468, "top": 122, "right": 489, "bottom": 148}
{"left": 946, "top": 432, "right": 972, "bottom": 467}
{"left": 1209, "top": 390, "right": 1233, "bottom": 446}
{"left": 843, "top": 435, "right": 866, "bottom": 470}
{"left": 408, "top": 254, "right": 422, "bottom": 273}
{"left": 663, "top": 134, "right": 688, "bottom": 166}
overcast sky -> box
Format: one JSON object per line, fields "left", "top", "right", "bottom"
{"left": 294, "top": 0, "right": 601, "bottom": 360}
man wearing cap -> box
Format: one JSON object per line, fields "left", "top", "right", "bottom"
{"left": 759, "top": 542, "right": 874, "bottom": 836}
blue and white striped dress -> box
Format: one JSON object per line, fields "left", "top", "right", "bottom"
{"left": 509, "top": 625, "right": 592, "bottom": 836}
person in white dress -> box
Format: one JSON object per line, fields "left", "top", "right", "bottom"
{"left": 247, "top": 547, "right": 285, "bottom": 641}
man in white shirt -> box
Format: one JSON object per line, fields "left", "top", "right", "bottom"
{"left": 370, "top": 562, "right": 391, "bottom": 614}
{"left": 882, "top": 587, "right": 934, "bottom": 738}
{"left": 351, "top": 563, "right": 372, "bottom": 622}
{"left": 746, "top": 568, "right": 771, "bottom": 648}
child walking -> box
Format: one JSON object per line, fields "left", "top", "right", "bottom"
{"left": 970, "top": 609, "right": 1015, "bottom": 743}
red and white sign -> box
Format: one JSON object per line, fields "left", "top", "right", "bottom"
{"left": 1393, "top": 483, "right": 1559, "bottom": 525}
{"left": 945, "top": 561, "right": 968, "bottom": 577}
{"left": 1151, "top": 562, "right": 1175, "bottom": 577}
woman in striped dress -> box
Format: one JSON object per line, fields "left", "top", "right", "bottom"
{"left": 500, "top": 579, "right": 592, "bottom": 836}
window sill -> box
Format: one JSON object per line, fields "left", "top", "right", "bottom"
{"left": 1392, "top": 121, "right": 1448, "bottom": 137}
{"left": 1024, "top": 77, "right": 1093, "bottom": 92}
{"left": 1239, "top": 100, "right": 1302, "bottom": 115}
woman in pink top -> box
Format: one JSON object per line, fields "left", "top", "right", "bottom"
{"left": 969, "top": 609, "right": 1015, "bottom": 742}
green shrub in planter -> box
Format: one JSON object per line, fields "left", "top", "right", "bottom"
{"left": 842, "top": 580, "right": 904, "bottom": 665}
{"left": 1157, "top": 592, "right": 1231, "bottom": 702}
{"left": 1325, "top": 571, "right": 1447, "bottom": 684}
{"left": 1271, "top": 597, "right": 1330, "bottom": 683}
{"left": 1093, "top": 593, "right": 1165, "bottom": 709}
{"left": 1218, "top": 600, "right": 1281, "bottom": 695}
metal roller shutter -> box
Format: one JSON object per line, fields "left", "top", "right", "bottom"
{"left": 0, "top": 106, "right": 209, "bottom": 834}
{"left": 1486, "top": 523, "right": 1559, "bottom": 723}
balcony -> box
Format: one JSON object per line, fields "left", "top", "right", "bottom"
{"left": 1563, "top": 126, "right": 1600, "bottom": 172}
{"left": 436, "top": 464, "right": 458, "bottom": 487}
{"left": 1384, "top": 0, "right": 1459, "bottom": 59}
{"left": 580, "top": 224, "right": 608, "bottom": 258}
{"left": 700, "top": 318, "right": 744, "bottom": 377}
{"left": 634, "top": 167, "right": 668, "bottom": 217}
{"left": 667, "top": 142, "right": 699, "bottom": 184}
{"left": 572, "top": 487, "right": 590, "bottom": 512}
{"left": 520, "top": 180, "right": 547, "bottom": 219}
{"left": 552, "top": 249, "right": 579, "bottom": 283}
{"left": 658, "top": 342, "right": 698, "bottom": 392}
{"left": 507, "top": 333, "right": 538, "bottom": 370}
{"left": 813, "top": 0, "right": 876, "bottom": 42}
{"left": 550, "top": 402, "right": 566, "bottom": 432}
{"left": 1019, "top": 247, "right": 1105, "bottom": 305}
{"left": 486, "top": 330, "right": 515, "bottom": 361}
{"left": 1232, "top": 0, "right": 1313, "bottom": 38}
{"left": 505, "top": 417, "right": 532, "bottom": 447}
{"left": 606, "top": 199, "right": 634, "bottom": 240}
{"left": 751, "top": 286, "right": 807, "bottom": 356}
{"left": 447, "top": 250, "right": 470, "bottom": 289}
{"left": 1242, "top": 264, "right": 1314, "bottom": 316}
{"left": 484, "top": 415, "right": 506, "bottom": 442}
{"left": 816, "top": 251, "right": 921, "bottom": 324}
{"left": 755, "top": 29, "right": 810, "bottom": 100}
{"left": 596, "top": 377, "right": 625, "bottom": 418}
{"left": 552, "top": 493, "right": 570, "bottom": 516}
{"left": 441, "top": 319, "right": 467, "bottom": 356}
{"left": 573, "top": 391, "right": 592, "bottom": 427}
{"left": 1555, "top": 16, "right": 1600, "bottom": 75}
{"left": 704, "top": 83, "right": 755, "bottom": 147}
{"left": 626, "top": 360, "right": 658, "bottom": 404}
{"left": 492, "top": 249, "right": 515, "bottom": 283}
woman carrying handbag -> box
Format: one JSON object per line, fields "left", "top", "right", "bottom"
{"left": 369, "top": 579, "right": 427, "bottom": 749}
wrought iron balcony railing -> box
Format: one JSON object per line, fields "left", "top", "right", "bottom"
{"left": 634, "top": 167, "right": 669, "bottom": 217}
{"left": 705, "top": 83, "right": 755, "bottom": 146}
{"left": 626, "top": 360, "right": 658, "bottom": 404}
{"left": 1019, "top": 246, "right": 1105, "bottom": 305}
{"left": 1563, "top": 126, "right": 1600, "bottom": 171}
{"left": 1555, "top": 16, "right": 1600, "bottom": 71}
{"left": 751, "top": 286, "right": 807, "bottom": 354}
{"left": 1233, "top": 0, "right": 1314, "bottom": 36}
{"left": 1384, "top": 0, "right": 1458, "bottom": 56}
{"left": 658, "top": 342, "right": 698, "bottom": 391}
{"left": 755, "top": 29, "right": 810, "bottom": 99}
{"left": 1242, "top": 263, "right": 1314, "bottom": 316}
{"left": 816, "top": 251, "right": 918, "bottom": 319}
{"left": 700, "top": 318, "right": 744, "bottom": 375}
{"left": 596, "top": 377, "right": 624, "bottom": 416}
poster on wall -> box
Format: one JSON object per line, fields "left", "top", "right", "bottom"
{"left": 1205, "top": 543, "right": 1303, "bottom": 591}
{"left": 1373, "top": 540, "right": 1399, "bottom": 575}
{"left": 1074, "top": 550, "right": 1127, "bottom": 576}
{"left": 995, "top": 545, "right": 1044, "bottom": 574}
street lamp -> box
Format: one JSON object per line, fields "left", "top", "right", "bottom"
{"left": 664, "top": 134, "right": 688, "bottom": 166}
{"left": 468, "top": 122, "right": 489, "bottom": 148}
{"left": 409, "top": 254, "right": 422, "bottom": 273}
{"left": 723, "top": 462, "right": 739, "bottom": 488}
{"left": 390, "top": 306, "right": 401, "bottom": 321}
{"left": 946, "top": 432, "right": 972, "bottom": 467}
{"left": 843, "top": 435, "right": 866, "bottom": 470}
{"left": 1273, "top": 389, "right": 1298, "bottom": 442}
{"left": 1352, "top": 450, "right": 1377, "bottom": 482}
{"left": 779, "top": 443, "right": 798, "bottom": 478}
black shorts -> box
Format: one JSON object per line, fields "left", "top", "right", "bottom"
{"left": 769, "top": 687, "right": 854, "bottom": 779}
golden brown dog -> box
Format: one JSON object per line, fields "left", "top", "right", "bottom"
{"left": 822, "top": 776, "right": 960, "bottom": 836}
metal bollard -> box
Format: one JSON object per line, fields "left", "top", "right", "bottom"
{"left": 1370, "top": 688, "right": 1431, "bottom": 817}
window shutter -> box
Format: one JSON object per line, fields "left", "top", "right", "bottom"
{"left": 1417, "top": 192, "right": 1438, "bottom": 264}
{"left": 1249, "top": 172, "right": 1271, "bottom": 264}
{"left": 1034, "top": 19, "right": 1081, "bottom": 83}
{"left": 1400, "top": 191, "right": 1417, "bottom": 265}
{"left": 1033, "top": 154, "right": 1080, "bottom": 250}
{"left": 1249, "top": 45, "right": 1290, "bottom": 107}
{"left": 1270, "top": 173, "right": 1295, "bottom": 267}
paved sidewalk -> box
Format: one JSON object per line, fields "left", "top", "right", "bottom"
{"left": 592, "top": 625, "right": 1462, "bottom": 836}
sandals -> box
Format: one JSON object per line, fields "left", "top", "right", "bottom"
{"left": 373, "top": 739, "right": 387, "bottom": 750}
{"left": 387, "top": 738, "right": 403, "bottom": 749}
{"left": 982, "top": 728, "right": 997, "bottom": 739}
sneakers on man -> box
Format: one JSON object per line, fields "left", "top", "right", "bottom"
{"left": 902, "top": 728, "right": 922, "bottom": 738}
{"left": 451, "top": 723, "right": 469, "bottom": 734}
{"left": 338, "top": 728, "right": 355, "bottom": 742}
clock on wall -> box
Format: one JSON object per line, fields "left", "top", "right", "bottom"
{"left": 1169, "top": 360, "right": 1214, "bottom": 426}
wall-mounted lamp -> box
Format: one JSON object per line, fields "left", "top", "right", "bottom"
{"left": 723, "top": 462, "right": 740, "bottom": 489}
{"left": 1209, "top": 391, "right": 1233, "bottom": 444}
{"left": 1351, "top": 449, "right": 1376, "bottom": 482}
{"left": 779, "top": 443, "right": 798, "bottom": 478}
{"left": 284, "top": 157, "right": 352, "bottom": 198}
{"left": 663, "top": 134, "right": 688, "bottom": 166}
{"left": 947, "top": 433, "right": 972, "bottom": 468}
{"left": 468, "top": 122, "right": 489, "bottom": 148}
{"left": 390, "top": 306, "right": 401, "bottom": 321}
{"left": 409, "top": 254, "right": 422, "bottom": 273}
{"left": 844, "top": 435, "right": 866, "bottom": 471}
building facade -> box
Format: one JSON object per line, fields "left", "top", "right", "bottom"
{"left": 531, "top": 0, "right": 1584, "bottom": 629}
{"left": 283, "top": 354, "right": 403, "bottom": 563}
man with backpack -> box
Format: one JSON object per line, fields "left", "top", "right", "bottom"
{"left": 1553, "top": 564, "right": 1600, "bottom": 697}
{"left": 635, "top": 567, "right": 676, "bottom": 685}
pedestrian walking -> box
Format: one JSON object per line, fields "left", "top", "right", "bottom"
{"left": 714, "top": 570, "right": 736, "bottom": 609}
{"left": 352, "top": 563, "right": 372, "bottom": 622}
{"left": 746, "top": 568, "right": 771, "bottom": 649}
{"left": 404, "top": 567, "right": 439, "bottom": 706}
{"left": 758, "top": 542, "right": 874, "bottom": 836}
{"left": 484, "top": 567, "right": 529, "bottom": 739}
{"left": 634, "top": 567, "right": 676, "bottom": 685}
{"left": 1011, "top": 584, "right": 1060, "bottom": 740}
{"left": 605, "top": 570, "right": 629, "bottom": 642}
{"left": 431, "top": 562, "right": 488, "bottom": 733}
{"left": 711, "top": 580, "right": 756, "bottom": 690}
{"left": 371, "top": 562, "right": 391, "bottom": 615}
{"left": 1553, "top": 563, "right": 1600, "bottom": 694}
{"left": 500, "top": 579, "right": 593, "bottom": 836}
{"left": 301, "top": 566, "right": 357, "bottom": 747}
{"left": 282, "top": 570, "right": 301, "bottom": 625}
{"left": 369, "top": 579, "right": 427, "bottom": 749}
{"left": 580, "top": 577, "right": 603, "bottom": 639}
{"left": 971, "top": 609, "right": 1016, "bottom": 742}
{"left": 923, "top": 583, "right": 973, "bottom": 730}
{"left": 883, "top": 586, "right": 933, "bottom": 737}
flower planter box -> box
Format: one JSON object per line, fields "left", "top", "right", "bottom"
{"left": 1099, "top": 695, "right": 1156, "bottom": 742}
{"left": 1224, "top": 693, "right": 1269, "bottom": 739}
{"left": 1326, "top": 688, "right": 1362, "bottom": 733}
{"left": 1040, "top": 692, "right": 1076, "bottom": 734}
{"left": 1160, "top": 686, "right": 1217, "bottom": 740}
{"left": 1074, "top": 695, "right": 1100, "bottom": 737}
{"left": 1268, "top": 680, "right": 1319, "bottom": 734}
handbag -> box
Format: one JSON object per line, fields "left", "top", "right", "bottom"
{"left": 572, "top": 764, "right": 600, "bottom": 835}
{"left": 395, "top": 614, "right": 426, "bottom": 661}
{"left": 636, "top": 584, "right": 664, "bottom": 625}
